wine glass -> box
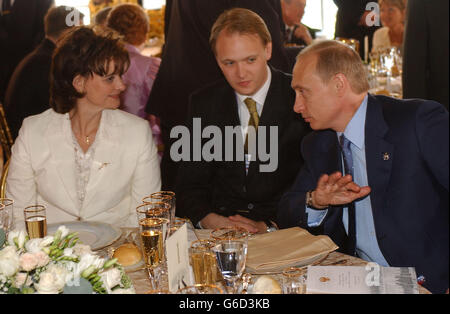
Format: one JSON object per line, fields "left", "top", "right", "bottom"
{"left": 212, "top": 237, "right": 248, "bottom": 294}
{"left": 143, "top": 191, "right": 176, "bottom": 226}
{"left": 176, "top": 284, "right": 223, "bottom": 294}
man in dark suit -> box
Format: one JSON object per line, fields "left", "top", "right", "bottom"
{"left": 145, "top": 0, "right": 291, "bottom": 191}
{"left": 0, "top": 0, "right": 54, "bottom": 102}
{"left": 278, "top": 40, "right": 448, "bottom": 294}
{"left": 4, "top": 6, "right": 83, "bottom": 140}
{"left": 402, "top": 0, "right": 449, "bottom": 110}
{"left": 280, "top": 0, "right": 317, "bottom": 47}
{"left": 176, "top": 8, "right": 310, "bottom": 233}
{"left": 333, "top": 0, "right": 379, "bottom": 59}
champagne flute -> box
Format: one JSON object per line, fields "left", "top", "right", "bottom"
{"left": 143, "top": 191, "right": 176, "bottom": 227}
{"left": 212, "top": 238, "right": 248, "bottom": 294}
{"left": 137, "top": 216, "right": 169, "bottom": 289}
{"left": 24, "top": 205, "right": 47, "bottom": 239}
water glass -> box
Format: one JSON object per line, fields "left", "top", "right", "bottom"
{"left": 24, "top": 205, "right": 47, "bottom": 239}
{"left": 212, "top": 238, "right": 248, "bottom": 294}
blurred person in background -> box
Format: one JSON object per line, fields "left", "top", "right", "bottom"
{"left": 106, "top": 3, "right": 163, "bottom": 157}
{"left": 371, "top": 0, "right": 407, "bottom": 53}
{"left": 4, "top": 6, "right": 84, "bottom": 140}
{"left": 402, "top": 0, "right": 449, "bottom": 110}
{"left": 281, "top": 0, "right": 317, "bottom": 47}
{"left": 333, "top": 0, "right": 380, "bottom": 58}
{"left": 0, "top": 0, "right": 54, "bottom": 102}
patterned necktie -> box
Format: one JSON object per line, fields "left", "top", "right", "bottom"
{"left": 339, "top": 134, "right": 357, "bottom": 256}
{"left": 244, "top": 97, "right": 259, "bottom": 153}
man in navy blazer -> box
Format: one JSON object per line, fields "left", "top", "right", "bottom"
{"left": 278, "top": 40, "right": 448, "bottom": 294}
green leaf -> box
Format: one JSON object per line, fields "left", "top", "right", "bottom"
{"left": 0, "top": 228, "right": 5, "bottom": 248}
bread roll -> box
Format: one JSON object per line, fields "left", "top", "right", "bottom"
{"left": 252, "top": 275, "right": 282, "bottom": 294}
{"left": 113, "top": 243, "right": 142, "bottom": 267}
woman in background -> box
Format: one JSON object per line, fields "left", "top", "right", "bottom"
{"left": 372, "top": 0, "right": 407, "bottom": 52}
{"left": 6, "top": 27, "right": 161, "bottom": 229}
{"left": 106, "top": 3, "right": 163, "bottom": 158}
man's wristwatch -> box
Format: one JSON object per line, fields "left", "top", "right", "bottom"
{"left": 306, "top": 190, "right": 316, "bottom": 208}
{"left": 265, "top": 220, "right": 278, "bottom": 233}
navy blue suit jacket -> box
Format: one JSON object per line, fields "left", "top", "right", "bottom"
{"left": 278, "top": 94, "right": 449, "bottom": 294}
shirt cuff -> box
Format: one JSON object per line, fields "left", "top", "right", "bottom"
{"left": 305, "top": 206, "right": 328, "bottom": 227}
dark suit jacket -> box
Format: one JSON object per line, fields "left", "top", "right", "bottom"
{"left": 176, "top": 68, "right": 310, "bottom": 226}
{"left": 4, "top": 38, "right": 54, "bottom": 140}
{"left": 402, "top": 0, "right": 449, "bottom": 109}
{"left": 0, "top": 0, "right": 54, "bottom": 101}
{"left": 278, "top": 95, "right": 449, "bottom": 294}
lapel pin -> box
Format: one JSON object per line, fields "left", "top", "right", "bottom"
{"left": 98, "top": 162, "right": 110, "bottom": 170}
{"left": 383, "top": 153, "right": 390, "bottom": 161}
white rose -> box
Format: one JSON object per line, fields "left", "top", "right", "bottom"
{"left": 100, "top": 268, "right": 122, "bottom": 292}
{"left": 34, "top": 264, "right": 69, "bottom": 294}
{"left": 0, "top": 246, "right": 20, "bottom": 276}
{"left": 34, "top": 251, "right": 50, "bottom": 268}
{"left": 14, "top": 272, "right": 33, "bottom": 288}
{"left": 25, "top": 238, "right": 43, "bottom": 253}
{"left": 7, "top": 229, "right": 27, "bottom": 249}
{"left": 19, "top": 252, "right": 39, "bottom": 271}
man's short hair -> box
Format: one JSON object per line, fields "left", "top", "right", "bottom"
{"left": 297, "top": 40, "right": 370, "bottom": 94}
{"left": 209, "top": 8, "right": 272, "bottom": 55}
{"left": 44, "top": 6, "right": 84, "bottom": 39}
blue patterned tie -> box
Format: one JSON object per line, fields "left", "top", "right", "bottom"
{"left": 339, "top": 134, "right": 357, "bottom": 255}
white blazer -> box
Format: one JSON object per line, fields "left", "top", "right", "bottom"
{"left": 6, "top": 108, "right": 161, "bottom": 229}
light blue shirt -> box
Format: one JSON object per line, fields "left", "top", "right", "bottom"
{"left": 306, "top": 95, "right": 389, "bottom": 266}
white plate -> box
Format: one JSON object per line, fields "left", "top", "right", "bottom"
{"left": 48, "top": 221, "right": 122, "bottom": 251}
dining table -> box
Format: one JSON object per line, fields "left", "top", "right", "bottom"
{"left": 99, "top": 226, "right": 431, "bottom": 295}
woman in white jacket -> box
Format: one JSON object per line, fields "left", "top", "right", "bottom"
{"left": 6, "top": 26, "right": 161, "bottom": 229}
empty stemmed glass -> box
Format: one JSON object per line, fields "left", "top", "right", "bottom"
{"left": 211, "top": 227, "right": 249, "bottom": 294}
{"left": 143, "top": 191, "right": 176, "bottom": 227}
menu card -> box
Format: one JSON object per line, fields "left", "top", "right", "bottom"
{"left": 166, "top": 224, "right": 191, "bottom": 292}
{"left": 306, "top": 265, "right": 419, "bottom": 294}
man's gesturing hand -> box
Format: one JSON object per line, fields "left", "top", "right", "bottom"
{"left": 312, "top": 172, "right": 371, "bottom": 208}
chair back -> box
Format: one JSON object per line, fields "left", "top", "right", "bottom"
{"left": 0, "top": 103, "right": 13, "bottom": 161}
{"left": 0, "top": 158, "right": 10, "bottom": 199}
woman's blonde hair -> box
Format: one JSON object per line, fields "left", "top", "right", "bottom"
{"left": 297, "top": 40, "right": 369, "bottom": 94}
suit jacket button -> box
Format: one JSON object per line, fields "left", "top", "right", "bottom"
{"left": 247, "top": 203, "right": 254, "bottom": 210}
{"left": 219, "top": 206, "right": 226, "bottom": 211}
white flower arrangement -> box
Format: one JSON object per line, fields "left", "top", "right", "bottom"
{"left": 0, "top": 226, "right": 134, "bottom": 294}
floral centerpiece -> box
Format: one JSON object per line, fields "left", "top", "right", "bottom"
{"left": 0, "top": 226, "right": 134, "bottom": 294}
